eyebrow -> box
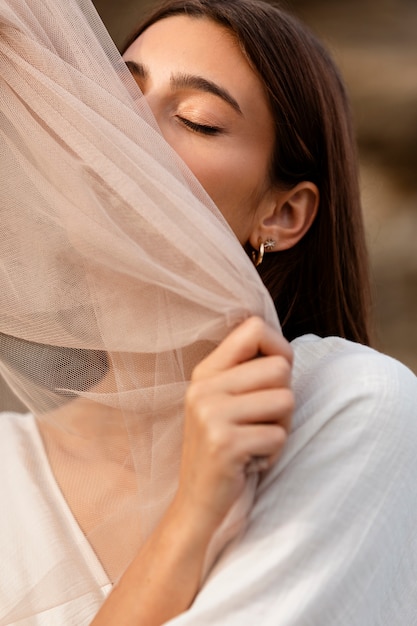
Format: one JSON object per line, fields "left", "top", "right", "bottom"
{"left": 125, "top": 60, "right": 243, "bottom": 115}
{"left": 125, "top": 60, "right": 148, "bottom": 80}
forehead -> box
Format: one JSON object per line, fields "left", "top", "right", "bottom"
{"left": 124, "top": 14, "right": 270, "bottom": 117}
{"left": 126, "top": 14, "right": 242, "bottom": 70}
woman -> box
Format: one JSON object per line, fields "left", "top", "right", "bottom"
{"left": 0, "top": 0, "right": 416, "bottom": 624}
{"left": 121, "top": 0, "right": 371, "bottom": 347}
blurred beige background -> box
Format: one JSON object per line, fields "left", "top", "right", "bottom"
{"left": 1, "top": 0, "right": 416, "bottom": 411}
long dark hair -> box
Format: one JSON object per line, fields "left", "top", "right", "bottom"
{"left": 123, "top": 0, "right": 372, "bottom": 345}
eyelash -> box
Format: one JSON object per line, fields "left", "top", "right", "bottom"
{"left": 177, "top": 116, "right": 222, "bottom": 136}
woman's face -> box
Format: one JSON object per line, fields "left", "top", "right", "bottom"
{"left": 123, "top": 15, "right": 276, "bottom": 244}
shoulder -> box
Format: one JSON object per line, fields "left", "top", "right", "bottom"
{"left": 290, "top": 334, "right": 417, "bottom": 431}
{"left": 283, "top": 334, "right": 417, "bottom": 484}
{"left": 260, "top": 340, "right": 417, "bottom": 621}
{"left": 291, "top": 333, "right": 416, "bottom": 389}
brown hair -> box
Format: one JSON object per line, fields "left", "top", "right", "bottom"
{"left": 123, "top": 0, "right": 372, "bottom": 345}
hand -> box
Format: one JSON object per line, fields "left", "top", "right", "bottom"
{"left": 91, "top": 318, "right": 293, "bottom": 626}
{"left": 174, "top": 316, "right": 294, "bottom": 533}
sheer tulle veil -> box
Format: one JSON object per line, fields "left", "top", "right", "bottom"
{"left": 0, "top": 0, "right": 279, "bottom": 619}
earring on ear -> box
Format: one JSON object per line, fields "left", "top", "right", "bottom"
{"left": 252, "top": 239, "right": 276, "bottom": 267}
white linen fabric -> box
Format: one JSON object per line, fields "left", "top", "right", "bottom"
{"left": 0, "top": 411, "right": 110, "bottom": 625}
{"left": 1, "top": 335, "right": 416, "bottom": 625}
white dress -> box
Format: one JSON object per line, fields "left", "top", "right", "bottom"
{"left": 0, "top": 411, "right": 111, "bottom": 626}
{"left": 1, "top": 335, "right": 416, "bottom": 625}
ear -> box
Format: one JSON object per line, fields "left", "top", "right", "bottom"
{"left": 249, "top": 182, "right": 319, "bottom": 252}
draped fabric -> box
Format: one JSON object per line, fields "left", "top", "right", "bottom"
{"left": 0, "top": 0, "right": 278, "bottom": 620}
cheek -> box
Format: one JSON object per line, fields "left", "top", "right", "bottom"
{"left": 176, "top": 142, "right": 268, "bottom": 227}
{"left": 159, "top": 121, "right": 272, "bottom": 241}
{"left": 196, "top": 150, "right": 271, "bottom": 241}
{"left": 189, "top": 154, "right": 243, "bottom": 206}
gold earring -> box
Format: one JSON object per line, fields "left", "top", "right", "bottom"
{"left": 252, "top": 241, "right": 265, "bottom": 267}
{"left": 251, "top": 239, "right": 276, "bottom": 267}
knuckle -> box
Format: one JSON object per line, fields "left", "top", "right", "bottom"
{"left": 191, "top": 361, "right": 206, "bottom": 382}
{"left": 281, "top": 388, "right": 296, "bottom": 415}
{"left": 196, "top": 401, "right": 217, "bottom": 427}
{"left": 271, "top": 425, "right": 288, "bottom": 447}
{"left": 206, "top": 426, "right": 232, "bottom": 457}
{"left": 270, "top": 387, "right": 295, "bottom": 418}
{"left": 247, "top": 315, "right": 265, "bottom": 335}
{"left": 260, "top": 427, "right": 287, "bottom": 463}
{"left": 271, "top": 355, "right": 292, "bottom": 380}
{"left": 185, "top": 380, "right": 209, "bottom": 409}
{"left": 269, "top": 430, "right": 288, "bottom": 462}
{"left": 185, "top": 382, "right": 199, "bottom": 406}
{"left": 186, "top": 385, "right": 225, "bottom": 430}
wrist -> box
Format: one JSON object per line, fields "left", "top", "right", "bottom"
{"left": 166, "top": 491, "right": 221, "bottom": 549}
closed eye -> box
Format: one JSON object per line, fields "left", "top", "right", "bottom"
{"left": 177, "top": 116, "right": 223, "bottom": 136}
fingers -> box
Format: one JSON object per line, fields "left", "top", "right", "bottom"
{"left": 187, "top": 386, "right": 294, "bottom": 431}
{"left": 180, "top": 316, "right": 294, "bottom": 521}
{"left": 190, "top": 421, "right": 288, "bottom": 475}
{"left": 199, "top": 354, "right": 292, "bottom": 396}
{"left": 192, "top": 317, "right": 292, "bottom": 380}
{"left": 233, "top": 388, "right": 294, "bottom": 428}
{"left": 234, "top": 424, "right": 288, "bottom": 469}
